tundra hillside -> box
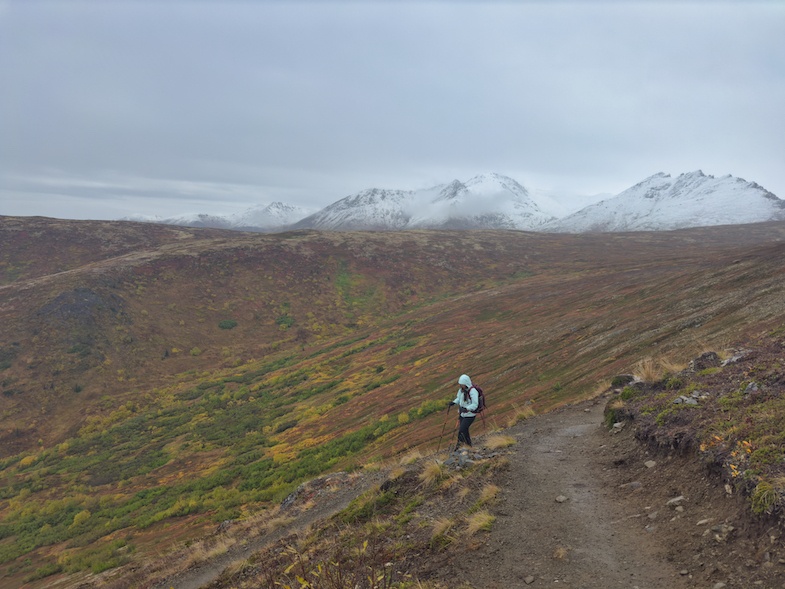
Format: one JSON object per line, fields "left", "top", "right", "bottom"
{"left": 1, "top": 215, "right": 784, "bottom": 587}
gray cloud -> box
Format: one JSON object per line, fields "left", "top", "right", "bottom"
{"left": 1, "top": 1, "right": 783, "bottom": 219}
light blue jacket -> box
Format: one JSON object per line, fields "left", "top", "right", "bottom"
{"left": 453, "top": 387, "right": 479, "bottom": 417}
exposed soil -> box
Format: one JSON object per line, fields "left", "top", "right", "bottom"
{"left": 450, "top": 398, "right": 693, "bottom": 588}
{"left": 133, "top": 394, "right": 785, "bottom": 589}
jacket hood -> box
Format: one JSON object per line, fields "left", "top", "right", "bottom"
{"left": 458, "top": 374, "right": 472, "bottom": 387}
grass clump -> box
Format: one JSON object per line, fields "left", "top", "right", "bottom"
{"left": 483, "top": 434, "right": 516, "bottom": 450}
{"left": 633, "top": 357, "right": 661, "bottom": 382}
{"left": 340, "top": 487, "right": 397, "bottom": 524}
{"left": 508, "top": 403, "right": 536, "bottom": 426}
{"left": 418, "top": 461, "right": 445, "bottom": 488}
{"left": 430, "top": 516, "right": 455, "bottom": 549}
{"left": 751, "top": 480, "right": 780, "bottom": 515}
{"left": 478, "top": 484, "right": 501, "bottom": 505}
{"left": 466, "top": 510, "right": 495, "bottom": 535}
{"left": 400, "top": 449, "right": 423, "bottom": 465}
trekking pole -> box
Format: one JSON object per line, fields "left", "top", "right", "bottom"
{"left": 436, "top": 404, "right": 452, "bottom": 454}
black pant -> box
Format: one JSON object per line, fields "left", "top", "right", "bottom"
{"left": 457, "top": 415, "right": 475, "bottom": 447}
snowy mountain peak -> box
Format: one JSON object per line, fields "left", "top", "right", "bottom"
{"left": 436, "top": 180, "right": 468, "bottom": 202}
{"left": 294, "top": 172, "right": 555, "bottom": 231}
{"left": 232, "top": 201, "right": 312, "bottom": 229}
{"left": 544, "top": 171, "right": 785, "bottom": 233}
{"left": 465, "top": 172, "right": 530, "bottom": 198}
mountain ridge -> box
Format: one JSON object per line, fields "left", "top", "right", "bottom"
{"left": 543, "top": 170, "right": 785, "bottom": 232}
{"left": 122, "top": 170, "right": 784, "bottom": 233}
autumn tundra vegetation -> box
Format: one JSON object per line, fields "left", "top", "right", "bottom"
{"left": 1, "top": 216, "right": 785, "bottom": 587}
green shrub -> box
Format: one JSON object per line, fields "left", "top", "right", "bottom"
{"left": 620, "top": 386, "right": 637, "bottom": 401}
{"left": 341, "top": 490, "right": 396, "bottom": 524}
{"left": 275, "top": 315, "right": 294, "bottom": 329}
{"left": 655, "top": 403, "right": 696, "bottom": 426}
{"left": 665, "top": 376, "right": 683, "bottom": 390}
{"left": 750, "top": 446, "right": 782, "bottom": 469}
{"left": 218, "top": 319, "right": 238, "bottom": 330}
{"left": 23, "top": 562, "right": 62, "bottom": 582}
{"left": 610, "top": 376, "right": 630, "bottom": 387}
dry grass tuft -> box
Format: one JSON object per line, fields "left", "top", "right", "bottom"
{"left": 508, "top": 403, "right": 536, "bottom": 426}
{"left": 400, "top": 449, "right": 423, "bottom": 465}
{"left": 431, "top": 516, "right": 454, "bottom": 540}
{"left": 466, "top": 510, "right": 495, "bottom": 535}
{"left": 484, "top": 418, "right": 503, "bottom": 434}
{"left": 265, "top": 515, "right": 295, "bottom": 532}
{"left": 440, "top": 473, "right": 464, "bottom": 491}
{"left": 418, "top": 460, "right": 444, "bottom": 487}
{"left": 552, "top": 546, "right": 569, "bottom": 560}
{"left": 633, "top": 357, "right": 661, "bottom": 382}
{"left": 388, "top": 466, "right": 407, "bottom": 482}
{"left": 483, "top": 434, "right": 516, "bottom": 450}
{"left": 590, "top": 382, "right": 609, "bottom": 398}
{"left": 660, "top": 357, "right": 687, "bottom": 375}
{"left": 180, "top": 536, "right": 236, "bottom": 570}
{"left": 456, "top": 486, "right": 471, "bottom": 503}
{"left": 489, "top": 456, "right": 511, "bottom": 472}
{"left": 478, "top": 484, "right": 501, "bottom": 505}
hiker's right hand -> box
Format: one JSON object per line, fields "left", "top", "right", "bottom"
{"left": 448, "top": 401, "right": 455, "bottom": 407}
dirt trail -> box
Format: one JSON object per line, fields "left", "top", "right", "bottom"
{"left": 151, "top": 396, "right": 745, "bottom": 589}
{"left": 454, "top": 398, "right": 691, "bottom": 589}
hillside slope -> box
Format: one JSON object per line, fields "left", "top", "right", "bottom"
{"left": 109, "top": 335, "right": 785, "bottom": 589}
{"left": 1, "top": 217, "right": 785, "bottom": 587}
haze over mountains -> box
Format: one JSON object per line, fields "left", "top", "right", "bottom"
{"left": 126, "top": 170, "right": 785, "bottom": 233}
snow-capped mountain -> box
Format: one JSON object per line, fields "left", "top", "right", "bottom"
{"left": 231, "top": 202, "right": 313, "bottom": 230}
{"left": 292, "top": 173, "right": 556, "bottom": 231}
{"left": 121, "top": 170, "right": 783, "bottom": 234}
{"left": 156, "top": 212, "right": 235, "bottom": 229}
{"left": 126, "top": 202, "right": 313, "bottom": 232}
{"left": 292, "top": 188, "right": 413, "bottom": 230}
{"left": 542, "top": 171, "right": 785, "bottom": 233}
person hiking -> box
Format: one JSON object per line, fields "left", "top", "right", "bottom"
{"left": 448, "top": 374, "right": 479, "bottom": 448}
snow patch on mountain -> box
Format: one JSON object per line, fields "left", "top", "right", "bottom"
{"left": 231, "top": 202, "right": 314, "bottom": 230}
{"left": 529, "top": 188, "right": 612, "bottom": 218}
{"left": 542, "top": 171, "right": 785, "bottom": 233}
{"left": 291, "top": 189, "right": 413, "bottom": 230}
{"left": 159, "top": 212, "right": 235, "bottom": 229}
{"left": 295, "top": 173, "right": 556, "bottom": 231}
{"left": 125, "top": 202, "right": 314, "bottom": 231}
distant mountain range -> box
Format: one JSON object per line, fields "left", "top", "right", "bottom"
{"left": 125, "top": 171, "right": 785, "bottom": 233}
{"left": 124, "top": 201, "right": 312, "bottom": 231}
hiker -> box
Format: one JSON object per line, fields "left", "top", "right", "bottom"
{"left": 448, "top": 374, "right": 479, "bottom": 448}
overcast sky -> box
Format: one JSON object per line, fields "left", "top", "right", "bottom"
{"left": 1, "top": 1, "right": 783, "bottom": 220}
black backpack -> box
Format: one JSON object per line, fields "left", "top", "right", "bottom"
{"left": 472, "top": 384, "right": 486, "bottom": 414}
